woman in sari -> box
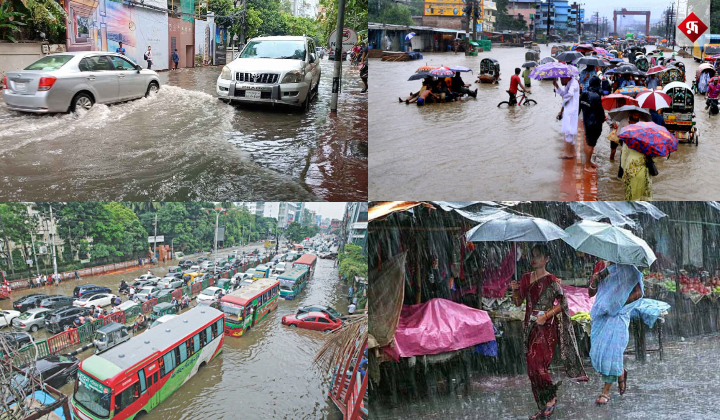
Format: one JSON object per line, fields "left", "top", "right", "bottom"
{"left": 510, "top": 245, "right": 588, "bottom": 419}
{"left": 588, "top": 262, "right": 644, "bottom": 405}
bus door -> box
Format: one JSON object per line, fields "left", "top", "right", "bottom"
{"left": 142, "top": 360, "right": 162, "bottom": 407}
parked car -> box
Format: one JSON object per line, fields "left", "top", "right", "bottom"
{"left": 45, "top": 307, "right": 93, "bottom": 333}
{"left": 135, "top": 286, "right": 160, "bottom": 302}
{"left": 196, "top": 287, "right": 224, "bottom": 305}
{"left": 2, "top": 331, "right": 34, "bottom": 349}
{"left": 2, "top": 52, "right": 160, "bottom": 113}
{"left": 12, "top": 308, "right": 52, "bottom": 333}
{"left": 13, "top": 294, "right": 49, "bottom": 312}
{"left": 297, "top": 305, "right": 345, "bottom": 321}
{"left": 133, "top": 274, "right": 160, "bottom": 283}
{"left": 196, "top": 257, "right": 209, "bottom": 263}
{"left": 117, "top": 300, "right": 141, "bottom": 313}
{"left": 10, "top": 354, "right": 79, "bottom": 398}
{"left": 179, "top": 260, "right": 194, "bottom": 269}
{"left": 217, "top": 36, "right": 322, "bottom": 111}
{"left": 73, "top": 284, "right": 112, "bottom": 299}
{"left": 275, "top": 262, "right": 287, "bottom": 274}
{"left": 73, "top": 293, "right": 117, "bottom": 309}
{"left": 38, "top": 295, "right": 75, "bottom": 311}
{"left": 164, "top": 272, "right": 183, "bottom": 280}
{"left": 0, "top": 310, "right": 21, "bottom": 328}
{"left": 93, "top": 322, "right": 132, "bottom": 354}
{"left": 281, "top": 311, "right": 343, "bottom": 332}
{"left": 131, "top": 279, "right": 158, "bottom": 289}
{"left": 157, "top": 277, "right": 184, "bottom": 290}
{"left": 189, "top": 265, "right": 201, "bottom": 272}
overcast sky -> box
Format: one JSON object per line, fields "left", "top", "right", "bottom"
{"left": 575, "top": 0, "right": 679, "bottom": 25}
{"left": 304, "top": 202, "right": 348, "bottom": 220}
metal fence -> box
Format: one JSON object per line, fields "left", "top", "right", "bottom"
{"left": 124, "top": 304, "right": 141, "bottom": 323}
{"left": 47, "top": 329, "right": 80, "bottom": 354}
{"left": 142, "top": 298, "right": 158, "bottom": 313}
{"left": 104, "top": 311, "right": 126, "bottom": 325}
{"left": 77, "top": 320, "right": 104, "bottom": 344}
{"left": 13, "top": 340, "right": 51, "bottom": 366}
{"left": 158, "top": 293, "right": 172, "bottom": 304}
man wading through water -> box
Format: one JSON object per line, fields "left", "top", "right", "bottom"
{"left": 510, "top": 244, "right": 588, "bottom": 419}
{"left": 554, "top": 75, "right": 580, "bottom": 159}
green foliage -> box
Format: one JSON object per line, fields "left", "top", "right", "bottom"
{"left": 338, "top": 244, "right": 367, "bottom": 283}
{"left": 320, "top": 0, "right": 368, "bottom": 44}
{"left": 0, "top": 1, "right": 26, "bottom": 43}
{"left": 283, "top": 222, "right": 319, "bottom": 243}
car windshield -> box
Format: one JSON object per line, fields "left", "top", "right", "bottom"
{"left": 75, "top": 371, "right": 111, "bottom": 418}
{"left": 706, "top": 46, "right": 720, "bottom": 54}
{"left": 240, "top": 40, "right": 306, "bottom": 60}
{"left": 18, "top": 312, "right": 34, "bottom": 320}
{"left": 94, "top": 332, "right": 107, "bottom": 342}
{"left": 296, "top": 312, "right": 310, "bottom": 320}
{"left": 220, "top": 302, "right": 244, "bottom": 318}
{"left": 201, "top": 289, "right": 215, "bottom": 296}
{"left": 325, "top": 307, "right": 342, "bottom": 318}
{"left": 25, "top": 55, "right": 74, "bottom": 71}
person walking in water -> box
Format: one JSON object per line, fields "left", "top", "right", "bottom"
{"left": 579, "top": 76, "right": 606, "bottom": 171}
{"left": 171, "top": 49, "right": 179, "bottom": 70}
{"left": 144, "top": 46, "right": 153, "bottom": 69}
{"left": 588, "top": 262, "right": 644, "bottom": 405}
{"left": 553, "top": 75, "right": 580, "bottom": 159}
{"left": 510, "top": 244, "right": 588, "bottom": 419}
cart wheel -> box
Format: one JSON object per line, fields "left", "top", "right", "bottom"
{"left": 695, "top": 132, "right": 699, "bottom": 145}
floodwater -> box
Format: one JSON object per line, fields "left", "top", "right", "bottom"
{"left": 0, "top": 59, "right": 367, "bottom": 202}
{"left": 372, "top": 334, "right": 720, "bottom": 420}
{"left": 369, "top": 45, "right": 716, "bottom": 200}
{"left": 2, "top": 247, "right": 350, "bottom": 419}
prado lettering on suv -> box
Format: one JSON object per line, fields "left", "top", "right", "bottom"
{"left": 216, "top": 36, "right": 321, "bottom": 110}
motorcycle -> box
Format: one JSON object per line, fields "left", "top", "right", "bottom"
{"left": 708, "top": 98, "right": 719, "bottom": 116}
{"left": 119, "top": 282, "right": 130, "bottom": 294}
{"left": 132, "top": 318, "right": 147, "bottom": 333}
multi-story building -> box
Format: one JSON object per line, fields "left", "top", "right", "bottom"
{"left": 238, "top": 202, "right": 265, "bottom": 217}
{"left": 261, "top": 202, "right": 297, "bottom": 228}
{"left": 506, "top": 0, "right": 536, "bottom": 30}
{"left": 534, "top": 0, "right": 571, "bottom": 35}
{"left": 484, "top": 1, "right": 497, "bottom": 32}
{"left": 338, "top": 202, "right": 368, "bottom": 252}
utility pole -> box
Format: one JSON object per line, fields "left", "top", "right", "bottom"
{"left": 546, "top": 0, "right": 553, "bottom": 41}
{"left": 27, "top": 209, "right": 39, "bottom": 276}
{"left": 472, "top": 0, "right": 478, "bottom": 42}
{"left": 0, "top": 211, "right": 13, "bottom": 276}
{"left": 671, "top": 2, "right": 676, "bottom": 50}
{"left": 49, "top": 205, "right": 58, "bottom": 280}
{"left": 329, "top": 0, "right": 346, "bottom": 114}
{"left": 214, "top": 211, "right": 220, "bottom": 263}
{"left": 153, "top": 213, "right": 158, "bottom": 260}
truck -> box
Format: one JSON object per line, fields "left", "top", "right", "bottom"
{"left": 693, "top": 34, "right": 720, "bottom": 62}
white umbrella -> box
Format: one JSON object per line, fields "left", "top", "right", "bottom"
{"left": 562, "top": 220, "right": 656, "bottom": 267}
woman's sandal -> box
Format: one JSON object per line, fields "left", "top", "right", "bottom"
{"left": 543, "top": 400, "right": 558, "bottom": 418}
{"left": 529, "top": 410, "right": 546, "bottom": 420}
{"left": 595, "top": 394, "right": 610, "bottom": 405}
{"left": 618, "top": 369, "right": 628, "bottom": 395}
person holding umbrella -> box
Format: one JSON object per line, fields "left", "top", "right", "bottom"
{"left": 579, "top": 76, "right": 606, "bottom": 171}
{"left": 509, "top": 244, "right": 588, "bottom": 419}
{"left": 521, "top": 62, "right": 535, "bottom": 88}
{"left": 554, "top": 74, "right": 580, "bottom": 159}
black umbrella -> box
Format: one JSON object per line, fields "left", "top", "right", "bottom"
{"left": 615, "top": 64, "right": 639, "bottom": 74}
{"left": 522, "top": 61, "right": 538, "bottom": 68}
{"left": 574, "top": 56, "right": 608, "bottom": 67}
{"left": 555, "top": 51, "right": 584, "bottom": 63}
{"left": 408, "top": 72, "right": 431, "bottom": 81}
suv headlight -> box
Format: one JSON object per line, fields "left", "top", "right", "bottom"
{"left": 220, "top": 66, "right": 232, "bottom": 80}
{"left": 281, "top": 70, "right": 304, "bottom": 83}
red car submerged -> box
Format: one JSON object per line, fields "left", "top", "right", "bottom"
{"left": 282, "top": 311, "right": 342, "bottom": 332}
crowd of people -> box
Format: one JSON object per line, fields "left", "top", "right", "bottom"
{"left": 399, "top": 72, "right": 478, "bottom": 106}
{"left": 29, "top": 271, "right": 78, "bottom": 288}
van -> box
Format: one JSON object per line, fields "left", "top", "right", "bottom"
{"left": 73, "top": 284, "right": 112, "bottom": 299}
{"left": 93, "top": 322, "right": 132, "bottom": 354}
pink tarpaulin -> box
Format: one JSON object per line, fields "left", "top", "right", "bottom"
{"left": 387, "top": 298, "right": 496, "bottom": 358}
{"left": 562, "top": 284, "right": 595, "bottom": 316}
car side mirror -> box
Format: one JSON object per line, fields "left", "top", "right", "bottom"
{"left": 309, "top": 54, "right": 316, "bottom": 64}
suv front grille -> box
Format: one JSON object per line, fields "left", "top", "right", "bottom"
{"left": 236, "top": 72, "right": 279, "bottom": 84}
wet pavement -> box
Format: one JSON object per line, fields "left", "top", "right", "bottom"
{"left": 2, "top": 247, "right": 349, "bottom": 419}
{"left": 372, "top": 333, "right": 720, "bottom": 420}
{"left": 369, "top": 45, "right": 716, "bottom": 200}
{"left": 0, "top": 59, "right": 367, "bottom": 202}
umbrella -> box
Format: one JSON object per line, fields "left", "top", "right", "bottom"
{"left": 405, "top": 32, "right": 416, "bottom": 41}
{"left": 540, "top": 56, "right": 558, "bottom": 64}
{"left": 416, "top": 65, "right": 435, "bottom": 73}
{"left": 613, "top": 86, "right": 652, "bottom": 97}
{"left": 529, "top": 62, "right": 579, "bottom": 80}
{"left": 646, "top": 65, "right": 667, "bottom": 75}
{"left": 555, "top": 51, "right": 584, "bottom": 63}
{"left": 615, "top": 64, "right": 639, "bottom": 74}
{"left": 562, "top": 220, "right": 657, "bottom": 267}
{"left": 408, "top": 72, "right": 431, "bottom": 81}
{"left": 429, "top": 67, "right": 454, "bottom": 77}
{"left": 522, "top": 61, "right": 538, "bottom": 68}
{"left": 601, "top": 94, "right": 638, "bottom": 111}
{"left": 574, "top": 56, "right": 608, "bottom": 67}
{"left": 575, "top": 44, "right": 594, "bottom": 53}
{"left": 449, "top": 65, "right": 472, "bottom": 73}
{"left": 618, "top": 121, "right": 678, "bottom": 157}
{"left": 607, "top": 105, "right": 651, "bottom": 122}
{"left": 609, "top": 58, "right": 624, "bottom": 64}
{"left": 594, "top": 47, "right": 610, "bottom": 55}
{"left": 635, "top": 91, "right": 672, "bottom": 110}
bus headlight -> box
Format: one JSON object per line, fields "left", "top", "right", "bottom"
{"left": 220, "top": 66, "right": 232, "bottom": 80}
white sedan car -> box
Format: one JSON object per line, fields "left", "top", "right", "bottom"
{"left": 196, "top": 287, "right": 224, "bottom": 305}
{"left": 0, "top": 310, "right": 21, "bottom": 328}
{"left": 73, "top": 293, "right": 118, "bottom": 309}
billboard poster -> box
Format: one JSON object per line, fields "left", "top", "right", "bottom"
{"left": 424, "top": 2, "right": 466, "bottom": 16}
{"left": 214, "top": 27, "right": 227, "bottom": 65}
{"left": 64, "top": 0, "right": 169, "bottom": 70}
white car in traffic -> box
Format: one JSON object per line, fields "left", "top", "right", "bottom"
{"left": 196, "top": 287, "right": 223, "bottom": 305}
{"left": 216, "top": 36, "right": 321, "bottom": 111}
{"left": 73, "top": 293, "right": 118, "bottom": 309}
{"left": 0, "top": 310, "right": 21, "bottom": 328}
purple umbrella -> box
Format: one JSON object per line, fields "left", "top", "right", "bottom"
{"left": 529, "top": 62, "right": 579, "bottom": 80}
{"left": 429, "top": 67, "right": 454, "bottom": 77}
{"left": 449, "top": 66, "right": 473, "bottom": 73}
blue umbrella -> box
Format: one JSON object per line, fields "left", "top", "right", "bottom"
{"left": 449, "top": 66, "right": 473, "bottom": 73}
{"left": 609, "top": 58, "right": 624, "bottom": 63}
{"left": 405, "top": 32, "right": 416, "bottom": 41}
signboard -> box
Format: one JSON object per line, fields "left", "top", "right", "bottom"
{"left": 678, "top": 12, "right": 707, "bottom": 44}
{"left": 26, "top": 259, "right": 33, "bottom": 266}
{"left": 329, "top": 28, "right": 358, "bottom": 53}
{"left": 216, "top": 227, "right": 225, "bottom": 242}
{"left": 476, "top": 23, "right": 483, "bottom": 32}
{"left": 78, "top": 371, "right": 110, "bottom": 395}
{"left": 214, "top": 27, "right": 227, "bottom": 65}
{"left": 148, "top": 236, "right": 165, "bottom": 243}
{"left": 424, "top": 2, "right": 465, "bottom": 16}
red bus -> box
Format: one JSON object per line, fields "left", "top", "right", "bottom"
{"left": 71, "top": 307, "right": 225, "bottom": 420}
{"left": 293, "top": 253, "right": 317, "bottom": 278}
{"left": 220, "top": 277, "right": 280, "bottom": 337}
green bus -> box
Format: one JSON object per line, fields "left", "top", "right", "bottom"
{"left": 278, "top": 267, "right": 309, "bottom": 301}
{"left": 220, "top": 277, "right": 280, "bottom": 337}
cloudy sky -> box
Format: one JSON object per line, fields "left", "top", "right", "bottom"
{"left": 304, "top": 202, "right": 348, "bottom": 220}
{"left": 575, "top": 0, "right": 686, "bottom": 25}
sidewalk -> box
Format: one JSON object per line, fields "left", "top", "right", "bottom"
{"left": 559, "top": 119, "right": 597, "bottom": 200}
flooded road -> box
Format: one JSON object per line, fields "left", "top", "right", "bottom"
{"left": 372, "top": 334, "right": 720, "bottom": 420}
{"left": 0, "top": 59, "right": 367, "bottom": 202}
{"left": 3, "top": 250, "right": 349, "bottom": 419}
{"left": 369, "top": 45, "right": 716, "bottom": 200}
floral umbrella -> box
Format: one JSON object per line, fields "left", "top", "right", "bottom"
{"left": 416, "top": 65, "right": 435, "bottom": 73}
{"left": 614, "top": 86, "right": 652, "bottom": 97}
{"left": 429, "top": 67, "right": 454, "bottom": 77}
{"left": 618, "top": 121, "right": 678, "bottom": 157}
{"left": 529, "top": 62, "right": 579, "bottom": 80}
{"left": 601, "top": 94, "right": 638, "bottom": 111}
{"left": 646, "top": 65, "right": 667, "bottom": 75}
{"left": 636, "top": 91, "right": 672, "bottom": 110}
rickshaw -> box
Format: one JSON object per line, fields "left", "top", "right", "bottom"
{"left": 551, "top": 45, "right": 568, "bottom": 57}
{"left": 635, "top": 55, "right": 649, "bottom": 72}
{"left": 609, "top": 49, "right": 621, "bottom": 58}
{"left": 149, "top": 302, "right": 178, "bottom": 322}
{"left": 93, "top": 322, "right": 132, "bottom": 354}
{"left": 661, "top": 65, "right": 685, "bottom": 85}
{"left": 694, "top": 63, "right": 716, "bottom": 94}
{"left": 478, "top": 58, "right": 500, "bottom": 84}
{"left": 217, "top": 277, "right": 232, "bottom": 291}
{"left": 661, "top": 82, "right": 698, "bottom": 145}
{"left": 525, "top": 47, "right": 540, "bottom": 61}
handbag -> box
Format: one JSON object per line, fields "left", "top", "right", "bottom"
{"left": 646, "top": 156, "right": 659, "bottom": 177}
{"left": 607, "top": 127, "right": 620, "bottom": 143}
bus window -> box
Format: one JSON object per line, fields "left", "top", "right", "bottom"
{"left": 114, "top": 382, "right": 140, "bottom": 414}
{"left": 200, "top": 330, "right": 207, "bottom": 347}
{"left": 163, "top": 351, "right": 176, "bottom": 376}
{"left": 178, "top": 341, "right": 188, "bottom": 363}
{"left": 216, "top": 319, "right": 223, "bottom": 334}
{"left": 205, "top": 326, "right": 212, "bottom": 344}
{"left": 138, "top": 371, "right": 147, "bottom": 393}
{"left": 193, "top": 334, "right": 201, "bottom": 353}
{"left": 211, "top": 322, "right": 218, "bottom": 339}
{"left": 146, "top": 372, "right": 153, "bottom": 387}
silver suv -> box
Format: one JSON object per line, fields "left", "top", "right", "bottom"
{"left": 216, "top": 36, "right": 321, "bottom": 111}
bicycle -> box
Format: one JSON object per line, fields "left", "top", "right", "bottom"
{"left": 497, "top": 90, "right": 537, "bottom": 108}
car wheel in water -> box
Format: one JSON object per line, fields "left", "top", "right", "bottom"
{"left": 301, "top": 93, "right": 311, "bottom": 112}
{"left": 324, "top": 329, "right": 333, "bottom": 333}
{"left": 145, "top": 81, "right": 159, "bottom": 97}
{"left": 289, "top": 324, "right": 297, "bottom": 328}
{"left": 70, "top": 93, "right": 94, "bottom": 113}
{"left": 30, "top": 325, "right": 38, "bottom": 333}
